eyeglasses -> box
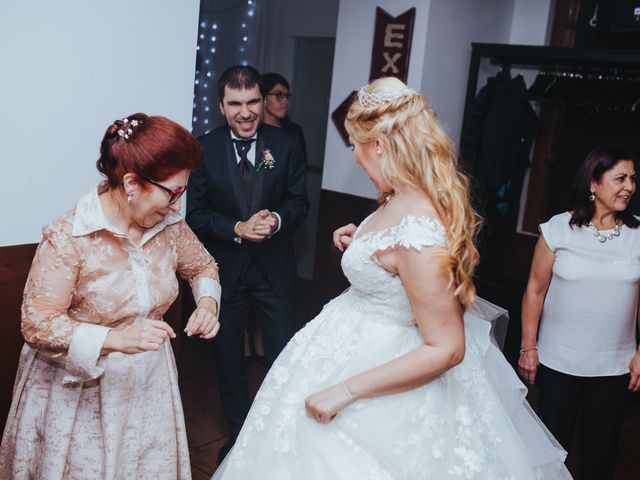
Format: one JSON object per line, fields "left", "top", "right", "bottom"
{"left": 138, "top": 174, "right": 187, "bottom": 205}
{"left": 267, "top": 91, "right": 292, "bottom": 101}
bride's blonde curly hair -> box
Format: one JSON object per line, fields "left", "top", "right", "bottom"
{"left": 345, "top": 77, "right": 482, "bottom": 308}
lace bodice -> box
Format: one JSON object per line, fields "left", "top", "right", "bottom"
{"left": 338, "top": 213, "right": 446, "bottom": 327}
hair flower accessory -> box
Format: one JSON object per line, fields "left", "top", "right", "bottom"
{"left": 117, "top": 117, "right": 141, "bottom": 140}
{"left": 257, "top": 147, "right": 275, "bottom": 171}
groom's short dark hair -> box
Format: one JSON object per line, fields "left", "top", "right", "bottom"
{"left": 218, "top": 65, "right": 263, "bottom": 102}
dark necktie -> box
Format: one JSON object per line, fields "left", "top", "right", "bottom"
{"left": 233, "top": 139, "right": 256, "bottom": 200}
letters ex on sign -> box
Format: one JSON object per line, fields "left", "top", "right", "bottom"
{"left": 369, "top": 7, "right": 416, "bottom": 83}
{"left": 331, "top": 7, "right": 416, "bottom": 145}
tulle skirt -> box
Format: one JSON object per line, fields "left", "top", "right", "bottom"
{"left": 213, "top": 295, "right": 571, "bottom": 479}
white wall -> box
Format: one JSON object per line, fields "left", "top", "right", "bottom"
{"left": 510, "top": 0, "right": 553, "bottom": 45}
{"left": 264, "top": 0, "right": 339, "bottom": 80}
{"left": 0, "top": 0, "right": 201, "bottom": 246}
{"left": 322, "top": 0, "right": 433, "bottom": 199}
{"left": 421, "top": 0, "right": 515, "bottom": 145}
{"left": 423, "top": 0, "right": 553, "bottom": 145}
{"left": 322, "top": 0, "right": 553, "bottom": 200}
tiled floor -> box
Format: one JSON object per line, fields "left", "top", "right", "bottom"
{"left": 178, "top": 334, "right": 267, "bottom": 478}
{"left": 178, "top": 327, "right": 640, "bottom": 479}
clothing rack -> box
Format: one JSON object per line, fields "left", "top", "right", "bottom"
{"left": 462, "top": 43, "right": 640, "bottom": 132}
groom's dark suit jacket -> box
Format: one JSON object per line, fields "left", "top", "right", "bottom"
{"left": 186, "top": 124, "right": 309, "bottom": 300}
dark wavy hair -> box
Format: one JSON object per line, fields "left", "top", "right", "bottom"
{"left": 261, "top": 72, "right": 289, "bottom": 97}
{"left": 569, "top": 145, "right": 639, "bottom": 228}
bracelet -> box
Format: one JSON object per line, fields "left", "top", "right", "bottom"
{"left": 519, "top": 346, "right": 537, "bottom": 356}
{"left": 341, "top": 381, "right": 354, "bottom": 401}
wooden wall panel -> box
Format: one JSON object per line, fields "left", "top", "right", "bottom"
{"left": 0, "top": 243, "right": 37, "bottom": 434}
{"left": 309, "top": 189, "right": 377, "bottom": 317}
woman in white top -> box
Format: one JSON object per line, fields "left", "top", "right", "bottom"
{"left": 520, "top": 145, "right": 640, "bottom": 479}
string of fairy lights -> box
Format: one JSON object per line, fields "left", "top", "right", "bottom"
{"left": 192, "top": 0, "right": 258, "bottom": 136}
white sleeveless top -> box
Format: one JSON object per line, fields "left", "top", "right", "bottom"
{"left": 538, "top": 212, "right": 640, "bottom": 376}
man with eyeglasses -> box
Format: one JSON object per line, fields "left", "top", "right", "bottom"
{"left": 261, "top": 73, "right": 307, "bottom": 158}
{"left": 186, "top": 65, "right": 309, "bottom": 465}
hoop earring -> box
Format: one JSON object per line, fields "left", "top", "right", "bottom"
{"left": 127, "top": 193, "right": 133, "bottom": 204}
{"left": 589, "top": 193, "right": 595, "bottom": 202}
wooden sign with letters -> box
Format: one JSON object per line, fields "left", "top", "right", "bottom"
{"left": 369, "top": 7, "right": 415, "bottom": 82}
{"left": 332, "top": 6, "right": 416, "bottom": 145}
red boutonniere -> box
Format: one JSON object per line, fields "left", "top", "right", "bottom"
{"left": 257, "top": 147, "right": 275, "bottom": 172}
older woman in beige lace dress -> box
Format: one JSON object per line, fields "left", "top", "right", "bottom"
{"left": 0, "top": 113, "right": 221, "bottom": 480}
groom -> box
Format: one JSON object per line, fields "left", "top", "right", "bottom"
{"left": 186, "top": 65, "right": 309, "bottom": 463}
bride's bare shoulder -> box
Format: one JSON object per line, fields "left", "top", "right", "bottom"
{"left": 388, "top": 189, "right": 441, "bottom": 223}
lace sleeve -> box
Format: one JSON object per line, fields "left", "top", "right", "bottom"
{"left": 21, "top": 219, "right": 80, "bottom": 361}
{"left": 173, "top": 221, "right": 221, "bottom": 305}
{"left": 377, "top": 215, "right": 446, "bottom": 252}
{"left": 22, "top": 216, "right": 113, "bottom": 384}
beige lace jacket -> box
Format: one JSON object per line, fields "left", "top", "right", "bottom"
{"left": 0, "top": 184, "right": 221, "bottom": 479}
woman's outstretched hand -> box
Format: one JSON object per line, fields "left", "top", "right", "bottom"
{"left": 333, "top": 223, "right": 357, "bottom": 251}
{"left": 103, "top": 319, "right": 176, "bottom": 354}
{"left": 185, "top": 297, "right": 220, "bottom": 339}
{"left": 305, "top": 382, "right": 355, "bottom": 424}
{"left": 518, "top": 349, "right": 540, "bottom": 385}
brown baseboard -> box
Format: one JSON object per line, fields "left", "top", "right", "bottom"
{"left": 0, "top": 243, "right": 37, "bottom": 433}
{"left": 309, "top": 189, "right": 377, "bottom": 318}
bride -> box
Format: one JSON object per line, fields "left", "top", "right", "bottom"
{"left": 212, "top": 77, "right": 571, "bottom": 479}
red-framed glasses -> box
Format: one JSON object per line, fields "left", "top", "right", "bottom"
{"left": 138, "top": 174, "right": 187, "bottom": 205}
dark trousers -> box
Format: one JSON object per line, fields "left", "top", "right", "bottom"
{"left": 537, "top": 364, "right": 629, "bottom": 480}
{"left": 214, "top": 260, "right": 294, "bottom": 437}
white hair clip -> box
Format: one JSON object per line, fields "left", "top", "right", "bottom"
{"left": 357, "top": 85, "right": 417, "bottom": 108}
{"left": 117, "top": 117, "right": 141, "bottom": 140}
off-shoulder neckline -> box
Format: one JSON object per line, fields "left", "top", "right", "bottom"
{"left": 354, "top": 213, "right": 445, "bottom": 243}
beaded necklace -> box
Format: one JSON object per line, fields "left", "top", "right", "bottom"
{"left": 587, "top": 222, "right": 623, "bottom": 243}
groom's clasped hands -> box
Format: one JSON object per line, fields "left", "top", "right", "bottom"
{"left": 234, "top": 209, "right": 279, "bottom": 242}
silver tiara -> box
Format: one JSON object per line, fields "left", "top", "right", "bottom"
{"left": 357, "top": 85, "right": 417, "bottom": 108}
{"left": 117, "top": 118, "right": 140, "bottom": 140}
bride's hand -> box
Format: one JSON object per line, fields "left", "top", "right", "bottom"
{"left": 333, "top": 223, "right": 357, "bottom": 251}
{"left": 305, "top": 382, "right": 355, "bottom": 424}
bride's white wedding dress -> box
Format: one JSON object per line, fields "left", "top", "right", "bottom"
{"left": 213, "top": 213, "right": 571, "bottom": 479}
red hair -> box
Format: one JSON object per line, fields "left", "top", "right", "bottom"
{"left": 97, "top": 113, "right": 203, "bottom": 187}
